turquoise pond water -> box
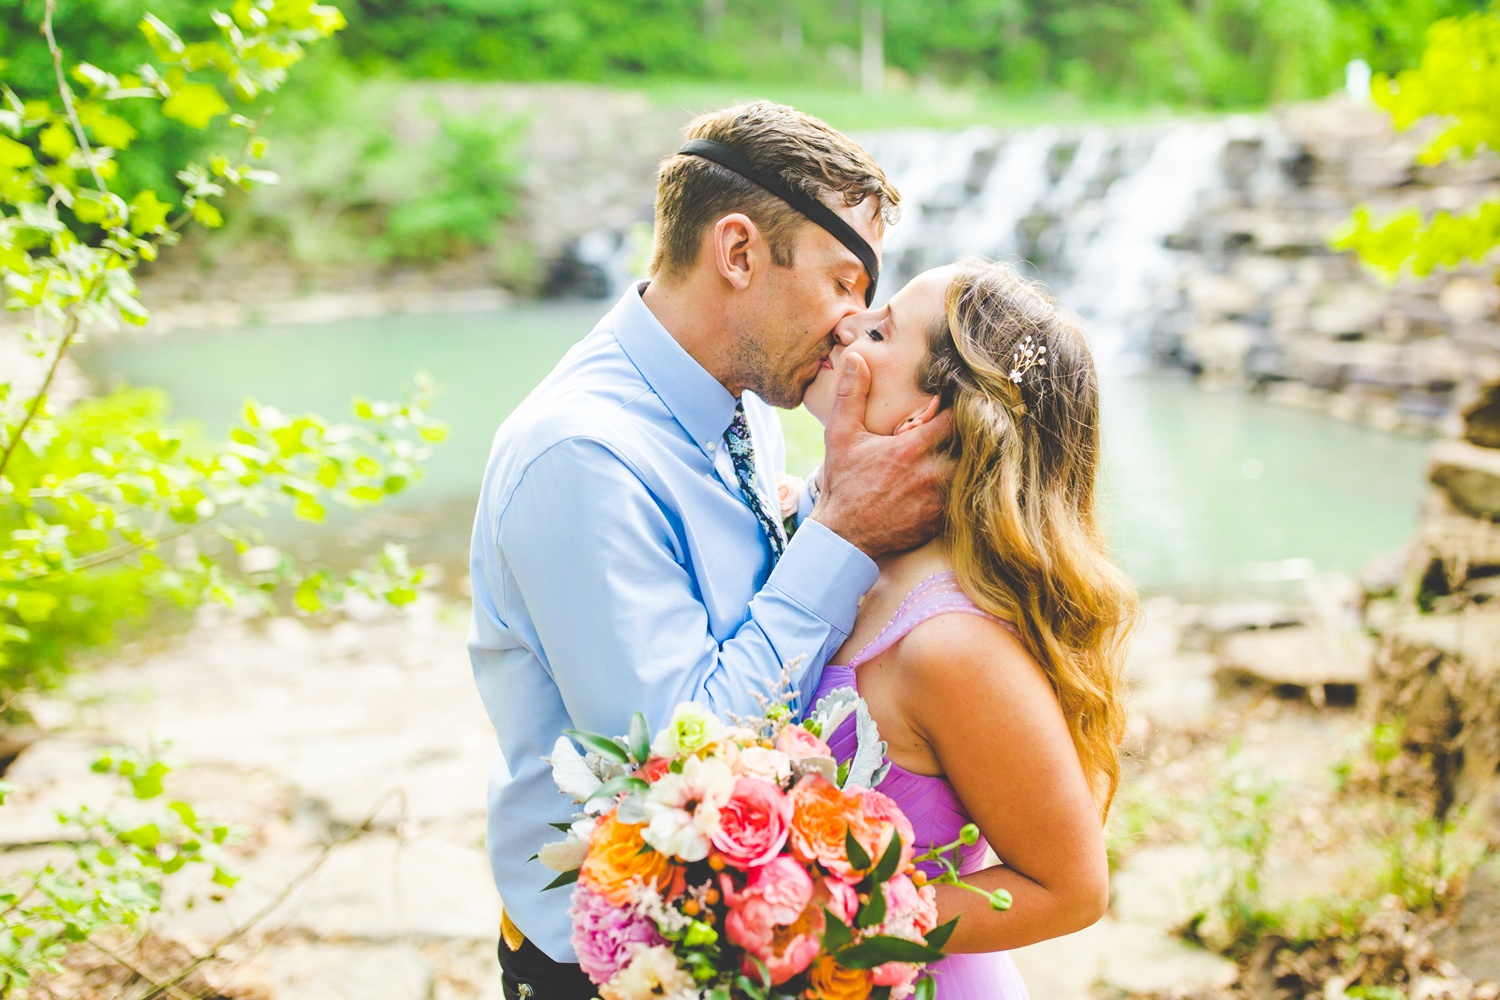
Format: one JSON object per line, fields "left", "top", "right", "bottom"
{"left": 76, "top": 302, "right": 1434, "bottom": 595}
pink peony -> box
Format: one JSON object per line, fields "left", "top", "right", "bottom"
{"left": 711, "top": 778, "right": 793, "bottom": 868}
{"left": 755, "top": 903, "right": 825, "bottom": 986}
{"left": 570, "top": 886, "right": 666, "bottom": 985}
{"left": 720, "top": 855, "right": 813, "bottom": 955}
{"left": 775, "top": 724, "right": 832, "bottom": 761}
{"left": 721, "top": 857, "right": 825, "bottom": 984}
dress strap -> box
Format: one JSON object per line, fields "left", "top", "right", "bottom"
{"left": 845, "top": 571, "right": 1015, "bottom": 670}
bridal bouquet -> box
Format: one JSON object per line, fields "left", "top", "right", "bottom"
{"left": 538, "top": 680, "right": 1009, "bottom": 1000}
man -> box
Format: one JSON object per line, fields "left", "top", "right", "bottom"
{"left": 468, "top": 101, "right": 950, "bottom": 1000}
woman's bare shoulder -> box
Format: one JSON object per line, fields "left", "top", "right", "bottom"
{"left": 891, "top": 611, "right": 1060, "bottom": 719}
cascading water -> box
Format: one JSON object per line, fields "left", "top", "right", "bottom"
{"left": 856, "top": 116, "right": 1279, "bottom": 371}
{"left": 571, "top": 115, "right": 1287, "bottom": 373}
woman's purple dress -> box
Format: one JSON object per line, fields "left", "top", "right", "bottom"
{"left": 810, "top": 571, "right": 1031, "bottom": 1000}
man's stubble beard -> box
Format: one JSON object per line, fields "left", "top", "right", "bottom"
{"left": 726, "top": 326, "right": 807, "bottom": 410}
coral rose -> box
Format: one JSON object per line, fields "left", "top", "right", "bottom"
{"left": 711, "top": 778, "right": 793, "bottom": 868}
{"left": 788, "top": 775, "right": 875, "bottom": 882}
{"left": 817, "top": 875, "right": 860, "bottom": 925}
{"left": 579, "top": 811, "right": 686, "bottom": 906}
{"left": 776, "top": 724, "right": 833, "bottom": 761}
{"left": 637, "top": 757, "right": 671, "bottom": 783}
{"left": 803, "top": 955, "right": 873, "bottom": 1000}
{"left": 870, "top": 961, "right": 922, "bottom": 991}
{"left": 859, "top": 788, "right": 917, "bottom": 876}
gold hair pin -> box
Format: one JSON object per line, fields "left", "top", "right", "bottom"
{"left": 1009, "top": 336, "right": 1048, "bottom": 385}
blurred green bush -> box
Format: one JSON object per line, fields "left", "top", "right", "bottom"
{"left": 330, "top": 0, "right": 1491, "bottom": 108}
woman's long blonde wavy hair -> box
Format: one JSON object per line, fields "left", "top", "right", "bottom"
{"left": 919, "top": 259, "right": 1139, "bottom": 815}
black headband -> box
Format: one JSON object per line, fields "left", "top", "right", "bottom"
{"left": 677, "top": 138, "right": 879, "bottom": 306}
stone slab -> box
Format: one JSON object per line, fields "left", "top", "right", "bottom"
{"left": 1216, "top": 624, "right": 1373, "bottom": 688}
{"left": 255, "top": 942, "right": 434, "bottom": 1000}
{"left": 1430, "top": 439, "right": 1500, "bottom": 521}
{"left": 1096, "top": 921, "right": 1239, "bottom": 994}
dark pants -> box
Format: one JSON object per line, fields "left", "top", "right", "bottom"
{"left": 498, "top": 935, "right": 597, "bottom": 1000}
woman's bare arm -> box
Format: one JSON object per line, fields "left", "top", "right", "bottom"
{"left": 895, "top": 613, "right": 1110, "bottom": 953}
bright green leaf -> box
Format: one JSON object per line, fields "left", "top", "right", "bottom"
{"left": 162, "top": 83, "right": 229, "bottom": 130}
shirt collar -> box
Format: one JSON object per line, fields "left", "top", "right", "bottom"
{"left": 612, "top": 281, "right": 738, "bottom": 456}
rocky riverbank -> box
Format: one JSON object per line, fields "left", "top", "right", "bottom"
{"left": 1152, "top": 100, "right": 1500, "bottom": 437}
{"left": 2, "top": 568, "right": 1496, "bottom": 999}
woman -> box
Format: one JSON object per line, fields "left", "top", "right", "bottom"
{"left": 801, "top": 259, "right": 1139, "bottom": 999}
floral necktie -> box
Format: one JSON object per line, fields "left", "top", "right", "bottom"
{"left": 724, "top": 401, "right": 787, "bottom": 562}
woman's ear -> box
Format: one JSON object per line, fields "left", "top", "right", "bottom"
{"left": 894, "top": 396, "right": 941, "bottom": 435}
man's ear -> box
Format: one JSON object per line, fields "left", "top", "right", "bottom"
{"left": 895, "top": 396, "right": 941, "bottom": 435}
{"left": 712, "top": 213, "right": 759, "bottom": 294}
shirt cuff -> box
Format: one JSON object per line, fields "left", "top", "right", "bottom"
{"left": 767, "top": 518, "right": 878, "bottom": 636}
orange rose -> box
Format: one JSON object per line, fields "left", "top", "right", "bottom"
{"left": 803, "top": 956, "right": 872, "bottom": 1000}
{"left": 578, "top": 811, "right": 686, "bottom": 906}
{"left": 788, "top": 775, "right": 876, "bottom": 882}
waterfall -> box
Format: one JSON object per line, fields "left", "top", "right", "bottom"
{"left": 857, "top": 116, "right": 1276, "bottom": 371}
{"left": 566, "top": 115, "right": 1286, "bottom": 372}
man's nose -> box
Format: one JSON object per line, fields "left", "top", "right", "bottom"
{"left": 833, "top": 312, "right": 862, "bottom": 346}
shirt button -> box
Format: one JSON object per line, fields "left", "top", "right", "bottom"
{"left": 705, "top": 440, "right": 717, "bottom": 452}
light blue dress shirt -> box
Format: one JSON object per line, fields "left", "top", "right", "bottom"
{"left": 468, "top": 283, "right": 879, "bottom": 960}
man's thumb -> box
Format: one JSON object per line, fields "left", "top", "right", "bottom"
{"left": 828, "top": 351, "right": 871, "bottom": 435}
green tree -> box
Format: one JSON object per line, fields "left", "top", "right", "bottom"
{"left": 0, "top": 0, "right": 446, "bottom": 714}
{"left": 1333, "top": 6, "right": 1500, "bottom": 276}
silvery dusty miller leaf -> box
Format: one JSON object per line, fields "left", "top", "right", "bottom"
{"left": 844, "top": 700, "right": 890, "bottom": 789}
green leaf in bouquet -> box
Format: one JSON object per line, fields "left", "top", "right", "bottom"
{"left": 548, "top": 821, "right": 574, "bottom": 833}
{"left": 845, "top": 826, "right": 871, "bottom": 871}
{"left": 872, "top": 987, "right": 892, "bottom": 1000}
{"left": 871, "top": 830, "right": 904, "bottom": 884}
{"left": 564, "top": 729, "right": 631, "bottom": 764}
{"left": 542, "top": 867, "right": 581, "bottom": 891}
{"left": 835, "top": 935, "right": 947, "bottom": 969}
{"left": 923, "top": 915, "right": 959, "bottom": 952}
{"left": 628, "top": 712, "right": 652, "bottom": 764}
{"left": 856, "top": 882, "right": 887, "bottom": 929}
{"left": 822, "top": 909, "right": 853, "bottom": 952}
{"left": 914, "top": 975, "right": 937, "bottom": 1000}
{"left": 587, "top": 776, "right": 649, "bottom": 807}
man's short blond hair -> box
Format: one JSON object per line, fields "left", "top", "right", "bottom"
{"left": 649, "top": 101, "right": 900, "bottom": 277}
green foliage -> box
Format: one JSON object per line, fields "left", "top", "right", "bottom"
{"left": 331, "top": 0, "right": 1487, "bottom": 109}
{"left": 1333, "top": 7, "right": 1500, "bottom": 275}
{"left": 1190, "top": 754, "right": 1281, "bottom": 955}
{"left": 218, "top": 55, "right": 522, "bottom": 268}
{"left": 0, "top": 1, "right": 447, "bottom": 714}
{"left": 1373, "top": 806, "right": 1489, "bottom": 912}
{"left": 0, "top": 747, "right": 238, "bottom": 994}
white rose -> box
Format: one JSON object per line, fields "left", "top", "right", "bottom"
{"left": 736, "top": 746, "right": 793, "bottom": 786}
